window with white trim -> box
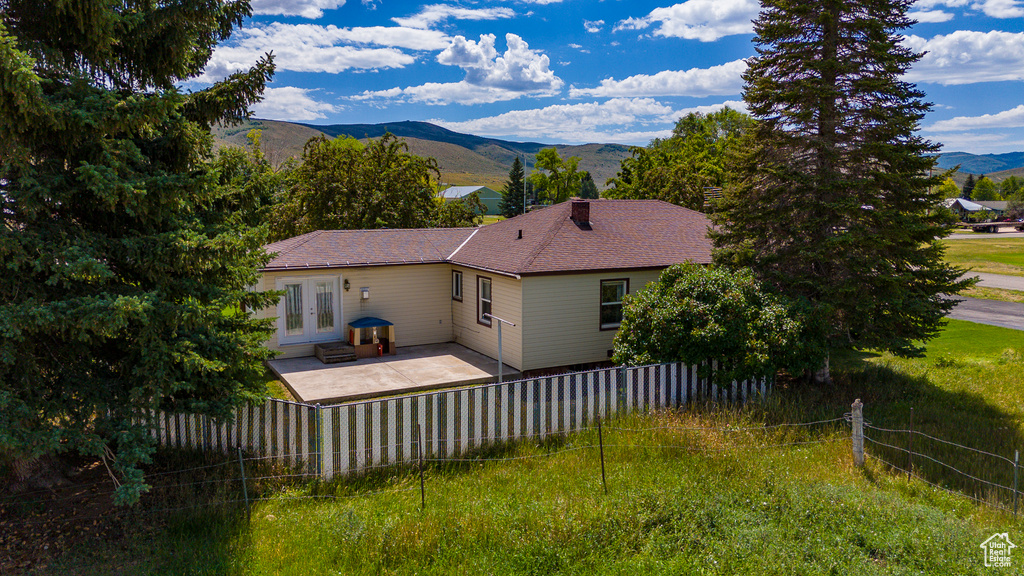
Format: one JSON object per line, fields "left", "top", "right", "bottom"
{"left": 600, "top": 279, "right": 628, "bottom": 330}
{"left": 452, "top": 270, "right": 463, "bottom": 301}
{"left": 478, "top": 276, "right": 492, "bottom": 326}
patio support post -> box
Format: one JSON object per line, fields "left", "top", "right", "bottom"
{"left": 484, "top": 314, "right": 516, "bottom": 384}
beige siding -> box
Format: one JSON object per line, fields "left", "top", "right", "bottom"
{"left": 257, "top": 264, "right": 453, "bottom": 359}
{"left": 520, "top": 270, "right": 664, "bottom": 371}
{"left": 451, "top": 266, "right": 524, "bottom": 370}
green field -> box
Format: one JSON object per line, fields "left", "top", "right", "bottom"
{"left": 942, "top": 238, "right": 1024, "bottom": 277}
{"left": 21, "top": 321, "right": 1024, "bottom": 575}
{"left": 960, "top": 285, "right": 1024, "bottom": 303}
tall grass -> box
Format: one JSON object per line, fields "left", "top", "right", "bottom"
{"left": 25, "top": 320, "right": 1024, "bottom": 575}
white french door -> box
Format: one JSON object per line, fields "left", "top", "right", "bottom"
{"left": 276, "top": 276, "right": 342, "bottom": 345}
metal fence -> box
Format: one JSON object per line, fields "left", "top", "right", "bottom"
{"left": 147, "top": 361, "right": 770, "bottom": 479}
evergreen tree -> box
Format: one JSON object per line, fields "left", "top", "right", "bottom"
{"left": 0, "top": 0, "right": 276, "bottom": 503}
{"left": 712, "top": 0, "right": 970, "bottom": 376}
{"left": 961, "top": 174, "right": 976, "bottom": 199}
{"left": 579, "top": 171, "right": 599, "bottom": 199}
{"left": 499, "top": 156, "right": 526, "bottom": 218}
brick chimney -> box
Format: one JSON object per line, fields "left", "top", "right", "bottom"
{"left": 570, "top": 199, "right": 590, "bottom": 226}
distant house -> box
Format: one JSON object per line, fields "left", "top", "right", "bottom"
{"left": 943, "top": 198, "right": 1008, "bottom": 220}
{"left": 256, "top": 199, "right": 713, "bottom": 373}
{"left": 439, "top": 185, "right": 503, "bottom": 215}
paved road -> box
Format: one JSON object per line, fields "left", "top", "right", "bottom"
{"left": 967, "top": 272, "right": 1024, "bottom": 291}
{"left": 947, "top": 297, "right": 1024, "bottom": 331}
{"left": 945, "top": 231, "right": 1024, "bottom": 240}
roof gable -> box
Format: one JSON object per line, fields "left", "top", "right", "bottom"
{"left": 261, "top": 200, "right": 713, "bottom": 275}
{"left": 450, "top": 199, "right": 713, "bottom": 275}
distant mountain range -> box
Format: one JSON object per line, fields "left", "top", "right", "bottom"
{"left": 212, "top": 119, "right": 633, "bottom": 191}
{"left": 211, "top": 119, "right": 1024, "bottom": 190}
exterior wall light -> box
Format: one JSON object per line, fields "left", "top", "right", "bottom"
{"left": 343, "top": 279, "right": 350, "bottom": 291}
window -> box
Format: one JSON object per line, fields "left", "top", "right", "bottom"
{"left": 478, "top": 276, "right": 492, "bottom": 326}
{"left": 276, "top": 276, "right": 342, "bottom": 345}
{"left": 452, "top": 270, "right": 463, "bottom": 301}
{"left": 600, "top": 279, "right": 628, "bottom": 330}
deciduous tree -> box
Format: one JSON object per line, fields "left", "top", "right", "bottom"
{"left": 712, "top": 0, "right": 971, "bottom": 377}
{"left": 935, "top": 177, "right": 961, "bottom": 200}
{"left": 606, "top": 108, "right": 754, "bottom": 211}
{"left": 0, "top": 0, "right": 276, "bottom": 503}
{"left": 971, "top": 177, "right": 1002, "bottom": 201}
{"left": 269, "top": 133, "right": 444, "bottom": 240}
{"left": 529, "top": 148, "right": 583, "bottom": 204}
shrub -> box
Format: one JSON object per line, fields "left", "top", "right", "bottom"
{"left": 612, "top": 263, "right": 826, "bottom": 384}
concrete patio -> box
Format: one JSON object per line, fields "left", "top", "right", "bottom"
{"left": 267, "top": 342, "right": 520, "bottom": 404}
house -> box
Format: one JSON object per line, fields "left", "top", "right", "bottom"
{"left": 943, "top": 198, "right": 1008, "bottom": 220}
{"left": 255, "top": 199, "right": 713, "bottom": 373}
{"left": 439, "top": 185, "right": 503, "bottom": 215}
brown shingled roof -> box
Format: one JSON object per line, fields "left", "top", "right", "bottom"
{"left": 450, "top": 199, "right": 712, "bottom": 275}
{"left": 261, "top": 200, "right": 712, "bottom": 274}
{"left": 262, "top": 228, "right": 476, "bottom": 270}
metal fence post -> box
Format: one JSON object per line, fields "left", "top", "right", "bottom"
{"left": 852, "top": 399, "right": 865, "bottom": 468}
{"left": 315, "top": 403, "right": 323, "bottom": 479}
{"left": 907, "top": 407, "right": 914, "bottom": 482}
{"left": 237, "top": 446, "right": 250, "bottom": 520}
{"left": 1014, "top": 450, "right": 1019, "bottom": 517}
{"left": 417, "top": 423, "right": 425, "bottom": 511}
{"left": 597, "top": 418, "right": 608, "bottom": 495}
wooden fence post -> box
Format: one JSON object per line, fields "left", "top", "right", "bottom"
{"left": 852, "top": 399, "right": 865, "bottom": 468}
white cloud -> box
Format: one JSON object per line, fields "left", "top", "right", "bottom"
{"left": 197, "top": 23, "right": 450, "bottom": 82}
{"left": 904, "top": 30, "right": 1024, "bottom": 85}
{"left": 392, "top": 4, "right": 515, "bottom": 29}
{"left": 908, "top": 9, "right": 954, "bottom": 22}
{"left": 250, "top": 0, "right": 345, "bottom": 19}
{"left": 910, "top": 0, "right": 1024, "bottom": 17}
{"left": 569, "top": 59, "right": 746, "bottom": 98}
{"left": 584, "top": 19, "right": 605, "bottom": 33}
{"left": 355, "top": 33, "right": 563, "bottom": 104}
{"left": 925, "top": 105, "right": 1024, "bottom": 131}
{"left": 251, "top": 87, "right": 339, "bottom": 121}
{"left": 912, "top": 0, "right": 969, "bottom": 7}
{"left": 429, "top": 98, "right": 747, "bottom": 144}
{"left": 616, "top": 0, "right": 758, "bottom": 42}
{"left": 929, "top": 132, "right": 1020, "bottom": 154}
{"left": 972, "top": 0, "right": 1024, "bottom": 18}
{"left": 568, "top": 43, "right": 583, "bottom": 49}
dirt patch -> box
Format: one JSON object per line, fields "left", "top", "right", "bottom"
{"left": 0, "top": 457, "right": 123, "bottom": 574}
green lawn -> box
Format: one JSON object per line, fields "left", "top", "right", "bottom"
{"left": 30, "top": 321, "right": 1024, "bottom": 575}
{"left": 960, "top": 285, "right": 1024, "bottom": 303}
{"left": 480, "top": 214, "right": 506, "bottom": 225}
{"left": 941, "top": 238, "right": 1024, "bottom": 277}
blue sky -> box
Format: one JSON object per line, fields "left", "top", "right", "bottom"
{"left": 194, "top": 0, "right": 1024, "bottom": 153}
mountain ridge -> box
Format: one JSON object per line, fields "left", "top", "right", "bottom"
{"left": 212, "top": 119, "right": 1024, "bottom": 190}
